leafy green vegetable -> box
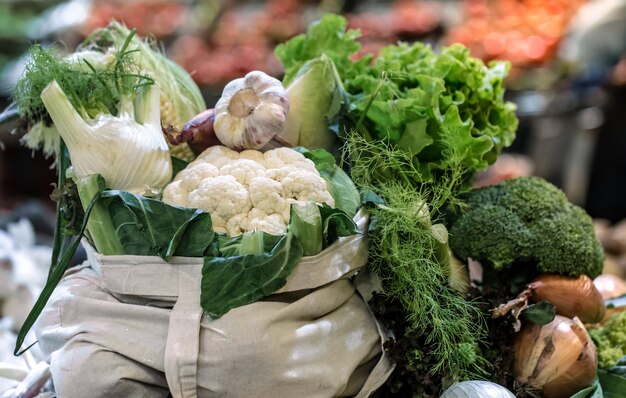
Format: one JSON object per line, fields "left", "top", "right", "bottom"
{"left": 15, "top": 176, "right": 103, "bottom": 355}
{"left": 275, "top": 14, "right": 366, "bottom": 88}
{"left": 100, "top": 190, "right": 215, "bottom": 260}
{"left": 318, "top": 203, "right": 359, "bottom": 247}
{"left": 201, "top": 232, "right": 303, "bottom": 318}
{"left": 522, "top": 301, "right": 556, "bottom": 325}
{"left": 79, "top": 21, "right": 206, "bottom": 131}
{"left": 75, "top": 174, "right": 124, "bottom": 255}
{"left": 346, "top": 133, "right": 489, "bottom": 382}
{"left": 15, "top": 34, "right": 152, "bottom": 126}
{"left": 276, "top": 14, "right": 518, "bottom": 192}
{"left": 571, "top": 377, "right": 603, "bottom": 398}
{"left": 598, "top": 357, "right": 626, "bottom": 398}
{"left": 280, "top": 54, "right": 345, "bottom": 152}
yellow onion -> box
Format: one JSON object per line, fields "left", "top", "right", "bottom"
{"left": 529, "top": 274, "right": 605, "bottom": 324}
{"left": 514, "top": 315, "right": 597, "bottom": 398}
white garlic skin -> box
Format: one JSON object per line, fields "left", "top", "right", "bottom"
{"left": 441, "top": 381, "right": 516, "bottom": 398}
{"left": 213, "top": 71, "right": 289, "bottom": 150}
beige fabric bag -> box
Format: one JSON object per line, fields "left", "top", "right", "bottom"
{"left": 34, "top": 214, "right": 393, "bottom": 398}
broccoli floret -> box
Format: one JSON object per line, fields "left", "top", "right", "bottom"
{"left": 449, "top": 176, "right": 604, "bottom": 278}
{"left": 589, "top": 311, "right": 626, "bottom": 369}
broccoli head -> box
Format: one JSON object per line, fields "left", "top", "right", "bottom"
{"left": 449, "top": 176, "right": 604, "bottom": 278}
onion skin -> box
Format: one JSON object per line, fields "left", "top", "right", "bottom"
{"left": 514, "top": 315, "right": 597, "bottom": 398}
{"left": 529, "top": 274, "right": 605, "bottom": 324}
{"left": 164, "top": 108, "right": 221, "bottom": 155}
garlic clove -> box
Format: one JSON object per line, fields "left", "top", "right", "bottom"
{"left": 529, "top": 274, "right": 606, "bottom": 324}
{"left": 514, "top": 315, "right": 597, "bottom": 398}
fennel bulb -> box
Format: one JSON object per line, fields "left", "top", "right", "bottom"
{"left": 40, "top": 80, "right": 172, "bottom": 195}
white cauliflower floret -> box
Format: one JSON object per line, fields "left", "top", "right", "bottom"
{"left": 226, "top": 213, "right": 249, "bottom": 236}
{"left": 263, "top": 166, "right": 292, "bottom": 182}
{"left": 196, "top": 145, "right": 240, "bottom": 168}
{"left": 246, "top": 208, "right": 286, "bottom": 236}
{"left": 249, "top": 176, "right": 286, "bottom": 215}
{"left": 188, "top": 175, "right": 251, "bottom": 220}
{"left": 162, "top": 180, "right": 189, "bottom": 208}
{"left": 176, "top": 162, "right": 219, "bottom": 191}
{"left": 212, "top": 214, "right": 228, "bottom": 234}
{"left": 239, "top": 149, "right": 265, "bottom": 163}
{"left": 263, "top": 147, "right": 317, "bottom": 171}
{"left": 281, "top": 170, "right": 335, "bottom": 207}
{"left": 220, "top": 159, "right": 265, "bottom": 186}
{"left": 162, "top": 145, "right": 337, "bottom": 237}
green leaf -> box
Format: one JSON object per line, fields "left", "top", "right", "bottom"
{"left": 598, "top": 369, "right": 626, "bottom": 398}
{"left": 275, "top": 14, "right": 363, "bottom": 87}
{"left": 319, "top": 203, "right": 359, "bottom": 247}
{"left": 171, "top": 156, "right": 189, "bottom": 178}
{"left": 100, "top": 190, "right": 214, "bottom": 260}
{"left": 571, "top": 377, "right": 603, "bottom": 398}
{"left": 15, "top": 185, "right": 102, "bottom": 355}
{"left": 397, "top": 119, "right": 432, "bottom": 155}
{"left": 523, "top": 301, "right": 556, "bottom": 325}
{"left": 201, "top": 232, "right": 303, "bottom": 318}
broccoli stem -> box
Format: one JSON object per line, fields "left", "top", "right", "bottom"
{"left": 75, "top": 174, "right": 123, "bottom": 255}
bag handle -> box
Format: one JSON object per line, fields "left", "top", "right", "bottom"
{"left": 164, "top": 266, "right": 203, "bottom": 398}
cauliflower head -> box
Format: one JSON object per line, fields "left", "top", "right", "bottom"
{"left": 162, "top": 146, "right": 335, "bottom": 236}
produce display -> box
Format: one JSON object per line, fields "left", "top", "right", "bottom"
{"left": 445, "top": 0, "right": 586, "bottom": 68}
{"left": 2, "top": 11, "right": 626, "bottom": 398}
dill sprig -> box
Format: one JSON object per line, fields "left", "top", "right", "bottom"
{"left": 345, "top": 132, "right": 489, "bottom": 382}
{"left": 14, "top": 29, "right": 153, "bottom": 124}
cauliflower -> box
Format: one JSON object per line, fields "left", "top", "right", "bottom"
{"left": 162, "top": 146, "right": 336, "bottom": 236}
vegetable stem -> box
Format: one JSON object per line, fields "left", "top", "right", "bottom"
{"left": 40, "top": 81, "right": 90, "bottom": 150}
{"left": 290, "top": 202, "right": 323, "bottom": 256}
{"left": 239, "top": 230, "right": 265, "bottom": 256}
{"left": 75, "top": 174, "right": 123, "bottom": 255}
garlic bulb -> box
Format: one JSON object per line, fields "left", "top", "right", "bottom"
{"left": 514, "top": 315, "right": 597, "bottom": 398}
{"left": 213, "top": 71, "right": 289, "bottom": 150}
{"left": 441, "top": 381, "right": 515, "bottom": 398}
{"left": 529, "top": 274, "right": 605, "bottom": 324}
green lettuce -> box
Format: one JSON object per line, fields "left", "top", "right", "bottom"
{"left": 276, "top": 14, "right": 518, "bottom": 191}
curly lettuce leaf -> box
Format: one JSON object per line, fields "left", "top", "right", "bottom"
{"left": 275, "top": 14, "right": 366, "bottom": 87}
{"left": 277, "top": 15, "right": 518, "bottom": 191}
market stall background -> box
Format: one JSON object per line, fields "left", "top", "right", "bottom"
{"left": 1, "top": 0, "right": 626, "bottom": 395}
